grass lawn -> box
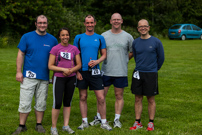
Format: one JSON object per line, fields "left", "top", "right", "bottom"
{"left": 0, "top": 39, "right": 202, "bottom": 135}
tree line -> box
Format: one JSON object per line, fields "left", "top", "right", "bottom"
{"left": 1, "top": 0, "right": 202, "bottom": 41}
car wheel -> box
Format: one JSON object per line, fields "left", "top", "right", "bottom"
{"left": 181, "top": 35, "right": 186, "bottom": 40}
{"left": 200, "top": 35, "right": 202, "bottom": 40}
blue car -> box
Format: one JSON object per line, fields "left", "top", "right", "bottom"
{"left": 168, "top": 24, "right": 202, "bottom": 40}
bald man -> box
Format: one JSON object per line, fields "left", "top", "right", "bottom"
{"left": 89, "top": 13, "right": 134, "bottom": 128}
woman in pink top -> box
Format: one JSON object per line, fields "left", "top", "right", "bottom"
{"left": 48, "top": 27, "right": 81, "bottom": 134}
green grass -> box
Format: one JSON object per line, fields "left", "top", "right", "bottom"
{"left": 1, "top": 39, "right": 202, "bottom": 135}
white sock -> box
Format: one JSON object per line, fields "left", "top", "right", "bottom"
{"left": 101, "top": 119, "right": 107, "bottom": 124}
{"left": 114, "top": 114, "right": 121, "bottom": 121}
{"left": 97, "top": 112, "right": 101, "bottom": 120}
{"left": 82, "top": 118, "right": 88, "bottom": 123}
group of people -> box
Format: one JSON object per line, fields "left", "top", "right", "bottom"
{"left": 13, "top": 13, "right": 164, "bottom": 135}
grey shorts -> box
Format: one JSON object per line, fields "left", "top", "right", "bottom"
{"left": 18, "top": 77, "right": 49, "bottom": 113}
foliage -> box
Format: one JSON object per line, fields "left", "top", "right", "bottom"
{"left": 1, "top": 39, "right": 202, "bottom": 134}
{"left": 1, "top": 0, "right": 202, "bottom": 47}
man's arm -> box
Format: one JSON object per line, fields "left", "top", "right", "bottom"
{"left": 129, "top": 52, "right": 133, "bottom": 60}
{"left": 88, "top": 48, "right": 107, "bottom": 68}
{"left": 16, "top": 49, "right": 25, "bottom": 83}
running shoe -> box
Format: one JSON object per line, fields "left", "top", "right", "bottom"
{"left": 129, "top": 121, "right": 143, "bottom": 130}
{"left": 89, "top": 116, "right": 101, "bottom": 126}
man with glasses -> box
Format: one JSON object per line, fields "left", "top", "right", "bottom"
{"left": 73, "top": 14, "right": 112, "bottom": 131}
{"left": 13, "top": 15, "right": 58, "bottom": 135}
{"left": 89, "top": 13, "right": 134, "bottom": 128}
{"left": 129, "top": 19, "right": 164, "bottom": 131}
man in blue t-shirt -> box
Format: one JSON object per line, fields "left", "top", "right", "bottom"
{"left": 13, "top": 15, "right": 58, "bottom": 135}
{"left": 130, "top": 19, "right": 164, "bottom": 131}
{"left": 73, "top": 15, "right": 112, "bottom": 131}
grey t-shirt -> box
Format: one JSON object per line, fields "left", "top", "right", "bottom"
{"left": 101, "top": 30, "right": 134, "bottom": 77}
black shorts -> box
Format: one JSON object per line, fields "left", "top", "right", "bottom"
{"left": 53, "top": 76, "right": 76, "bottom": 109}
{"left": 131, "top": 70, "right": 159, "bottom": 96}
{"left": 77, "top": 71, "right": 104, "bottom": 90}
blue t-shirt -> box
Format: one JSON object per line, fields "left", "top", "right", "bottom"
{"left": 73, "top": 33, "right": 106, "bottom": 71}
{"left": 132, "top": 36, "right": 164, "bottom": 72}
{"left": 18, "top": 31, "right": 58, "bottom": 80}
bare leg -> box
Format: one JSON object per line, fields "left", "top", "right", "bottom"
{"left": 19, "top": 113, "right": 29, "bottom": 125}
{"left": 96, "top": 87, "right": 109, "bottom": 113}
{"left": 79, "top": 89, "right": 88, "bottom": 118}
{"left": 63, "top": 107, "right": 71, "bottom": 126}
{"left": 135, "top": 95, "right": 143, "bottom": 119}
{"left": 94, "top": 90, "right": 106, "bottom": 119}
{"left": 114, "top": 87, "right": 124, "bottom": 115}
{"left": 35, "top": 110, "right": 44, "bottom": 123}
{"left": 51, "top": 108, "right": 60, "bottom": 128}
{"left": 147, "top": 96, "right": 156, "bottom": 120}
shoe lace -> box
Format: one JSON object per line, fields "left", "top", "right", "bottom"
{"left": 52, "top": 129, "right": 58, "bottom": 134}
{"left": 148, "top": 122, "right": 153, "bottom": 128}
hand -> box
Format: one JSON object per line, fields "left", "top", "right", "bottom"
{"left": 63, "top": 68, "right": 72, "bottom": 76}
{"left": 88, "top": 60, "right": 99, "bottom": 68}
{"left": 76, "top": 72, "right": 83, "bottom": 80}
{"left": 16, "top": 72, "right": 23, "bottom": 83}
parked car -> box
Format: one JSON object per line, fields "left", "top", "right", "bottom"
{"left": 168, "top": 24, "right": 202, "bottom": 40}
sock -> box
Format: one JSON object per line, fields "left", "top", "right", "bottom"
{"left": 101, "top": 119, "right": 106, "bottom": 124}
{"left": 36, "top": 123, "right": 42, "bottom": 126}
{"left": 63, "top": 125, "right": 69, "bottom": 128}
{"left": 97, "top": 112, "right": 101, "bottom": 120}
{"left": 135, "top": 119, "right": 141, "bottom": 123}
{"left": 149, "top": 119, "right": 154, "bottom": 123}
{"left": 114, "top": 114, "right": 120, "bottom": 121}
{"left": 19, "top": 124, "right": 25, "bottom": 127}
{"left": 51, "top": 127, "right": 57, "bottom": 130}
{"left": 82, "top": 118, "right": 88, "bottom": 123}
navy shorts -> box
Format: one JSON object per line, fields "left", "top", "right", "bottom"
{"left": 77, "top": 71, "right": 104, "bottom": 90}
{"left": 131, "top": 70, "right": 159, "bottom": 96}
{"left": 102, "top": 75, "right": 128, "bottom": 88}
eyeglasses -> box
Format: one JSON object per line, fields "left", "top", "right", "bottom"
{"left": 138, "top": 25, "right": 149, "bottom": 29}
{"left": 112, "top": 19, "right": 122, "bottom": 22}
{"left": 37, "top": 22, "right": 47, "bottom": 25}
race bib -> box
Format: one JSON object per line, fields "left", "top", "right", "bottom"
{"left": 133, "top": 71, "right": 140, "bottom": 80}
{"left": 92, "top": 69, "right": 101, "bottom": 75}
{"left": 26, "top": 70, "right": 36, "bottom": 78}
{"left": 60, "top": 52, "right": 71, "bottom": 60}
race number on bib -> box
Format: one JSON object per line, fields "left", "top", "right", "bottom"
{"left": 60, "top": 52, "right": 71, "bottom": 60}
{"left": 133, "top": 71, "right": 140, "bottom": 80}
{"left": 92, "top": 69, "right": 101, "bottom": 75}
{"left": 26, "top": 70, "right": 36, "bottom": 78}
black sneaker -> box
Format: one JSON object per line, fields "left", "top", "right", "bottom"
{"left": 12, "top": 126, "right": 27, "bottom": 135}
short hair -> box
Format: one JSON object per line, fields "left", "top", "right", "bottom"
{"left": 57, "top": 27, "right": 71, "bottom": 39}
{"left": 138, "top": 19, "right": 149, "bottom": 27}
{"left": 35, "top": 15, "right": 48, "bottom": 23}
{"left": 84, "top": 14, "right": 96, "bottom": 22}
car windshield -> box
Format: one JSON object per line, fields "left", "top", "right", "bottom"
{"left": 170, "top": 25, "right": 182, "bottom": 29}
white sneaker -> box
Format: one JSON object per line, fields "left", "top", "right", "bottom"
{"left": 113, "top": 119, "right": 122, "bottom": 128}
{"left": 78, "top": 121, "right": 89, "bottom": 130}
{"left": 89, "top": 116, "right": 101, "bottom": 126}
{"left": 101, "top": 122, "right": 112, "bottom": 131}
{"left": 51, "top": 127, "right": 58, "bottom": 135}
{"left": 62, "top": 126, "right": 75, "bottom": 134}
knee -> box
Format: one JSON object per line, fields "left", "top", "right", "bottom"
{"left": 135, "top": 96, "right": 143, "bottom": 103}
{"left": 97, "top": 96, "right": 105, "bottom": 105}
{"left": 115, "top": 94, "right": 123, "bottom": 101}
{"left": 54, "top": 102, "right": 62, "bottom": 109}
{"left": 80, "top": 95, "right": 87, "bottom": 102}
